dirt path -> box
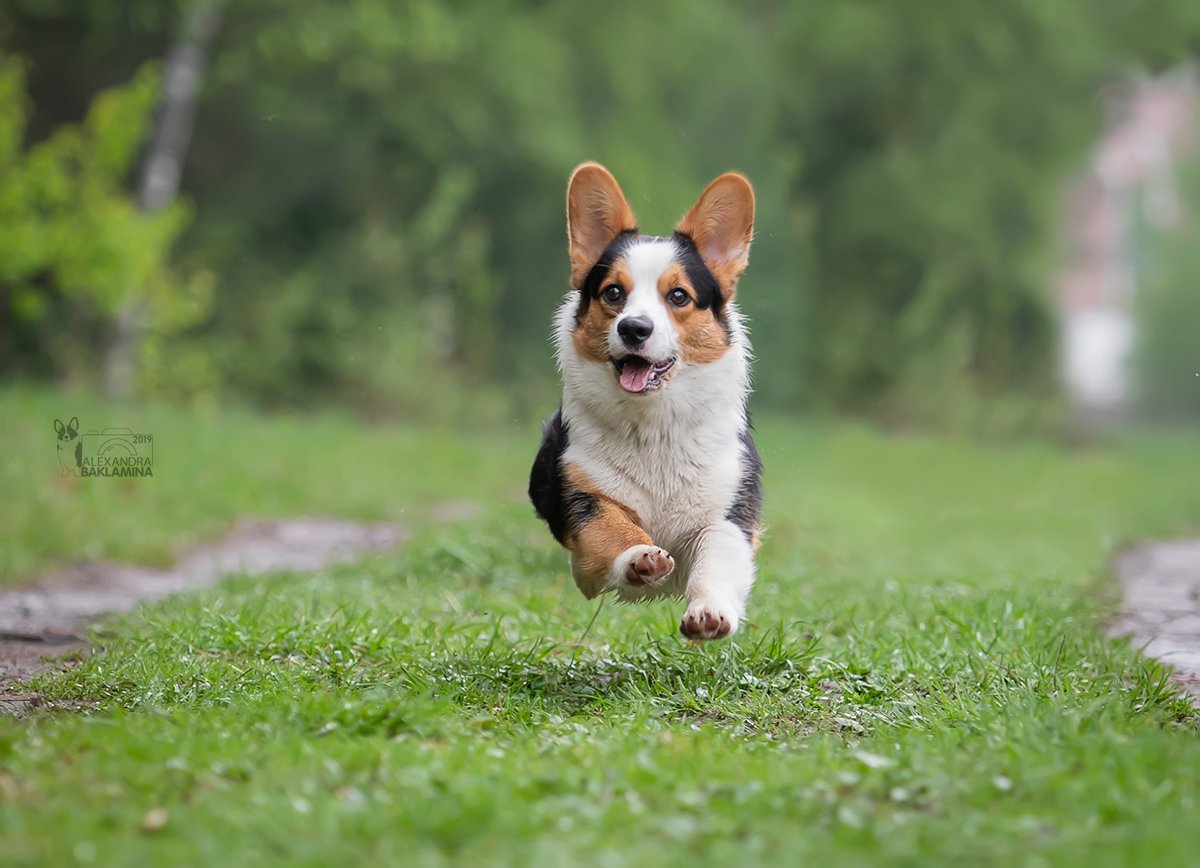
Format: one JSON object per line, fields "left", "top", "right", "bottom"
{"left": 0, "top": 518, "right": 406, "bottom": 704}
{"left": 1111, "top": 539, "right": 1200, "bottom": 703}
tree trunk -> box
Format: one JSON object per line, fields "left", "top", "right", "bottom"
{"left": 102, "top": 0, "right": 222, "bottom": 398}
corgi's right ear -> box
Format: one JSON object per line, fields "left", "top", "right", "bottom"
{"left": 566, "top": 162, "right": 637, "bottom": 289}
{"left": 54, "top": 419, "right": 66, "bottom": 437}
{"left": 67, "top": 417, "right": 79, "bottom": 436}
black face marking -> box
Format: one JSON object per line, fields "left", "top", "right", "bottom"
{"left": 575, "top": 230, "right": 640, "bottom": 324}
{"left": 725, "top": 425, "right": 763, "bottom": 544}
{"left": 528, "top": 410, "right": 598, "bottom": 545}
{"left": 671, "top": 231, "right": 725, "bottom": 317}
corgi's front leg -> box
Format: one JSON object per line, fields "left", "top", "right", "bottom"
{"left": 565, "top": 495, "right": 675, "bottom": 599}
{"left": 680, "top": 519, "right": 757, "bottom": 640}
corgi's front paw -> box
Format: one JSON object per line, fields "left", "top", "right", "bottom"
{"left": 680, "top": 600, "right": 739, "bottom": 641}
{"left": 616, "top": 544, "right": 675, "bottom": 587}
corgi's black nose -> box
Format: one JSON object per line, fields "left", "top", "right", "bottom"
{"left": 617, "top": 315, "right": 654, "bottom": 348}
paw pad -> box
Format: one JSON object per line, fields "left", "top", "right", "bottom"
{"left": 680, "top": 605, "right": 736, "bottom": 640}
{"left": 624, "top": 546, "right": 674, "bottom": 586}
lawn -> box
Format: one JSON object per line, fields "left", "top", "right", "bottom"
{"left": 0, "top": 386, "right": 523, "bottom": 584}
{"left": 2, "top": 385, "right": 1199, "bottom": 866}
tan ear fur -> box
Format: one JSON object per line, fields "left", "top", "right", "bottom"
{"left": 675, "top": 172, "right": 755, "bottom": 296}
{"left": 566, "top": 162, "right": 637, "bottom": 289}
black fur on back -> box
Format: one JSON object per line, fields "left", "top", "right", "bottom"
{"left": 725, "top": 426, "right": 763, "bottom": 543}
{"left": 529, "top": 410, "right": 598, "bottom": 544}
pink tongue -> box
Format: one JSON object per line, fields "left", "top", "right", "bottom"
{"left": 619, "top": 358, "right": 654, "bottom": 393}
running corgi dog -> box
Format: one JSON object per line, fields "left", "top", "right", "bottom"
{"left": 529, "top": 163, "right": 762, "bottom": 640}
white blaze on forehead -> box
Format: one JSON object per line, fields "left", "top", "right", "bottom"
{"left": 614, "top": 238, "right": 679, "bottom": 360}
{"left": 624, "top": 237, "right": 678, "bottom": 291}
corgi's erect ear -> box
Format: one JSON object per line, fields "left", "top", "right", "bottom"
{"left": 54, "top": 419, "right": 66, "bottom": 437}
{"left": 566, "top": 162, "right": 637, "bottom": 289}
{"left": 675, "top": 172, "right": 755, "bottom": 297}
{"left": 68, "top": 417, "right": 79, "bottom": 436}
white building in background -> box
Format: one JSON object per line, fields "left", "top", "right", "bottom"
{"left": 1058, "top": 71, "right": 1197, "bottom": 420}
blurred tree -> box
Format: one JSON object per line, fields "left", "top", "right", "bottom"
{"left": 175, "top": 0, "right": 804, "bottom": 416}
{"left": 0, "top": 0, "right": 181, "bottom": 135}
{"left": 773, "top": 0, "right": 1200, "bottom": 427}
{"left": 4, "top": 0, "right": 1200, "bottom": 426}
{"left": 182, "top": 0, "right": 582, "bottom": 410}
{"left": 103, "top": 0, "right": 222, "bottom": 398}
{"left": 0, "top": 57, "right": 209, "bottom": 387}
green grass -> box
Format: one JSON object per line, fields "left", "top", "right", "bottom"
{"left": 0, "top": 386, "right": 523, "bottom": 583}
{"left": 2, "top": 385, "right": 1200, "bottom": 866}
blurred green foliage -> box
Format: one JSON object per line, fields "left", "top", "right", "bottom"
{"left": 775, "top": 2, "right": 1200, "bottom": 427}
{"left": 2, "top": 0, "right": 1199, "bottom": 426}
{"left": 0, "top": 55, "right": 210, "bottom": 387}
{"left": 1134, "top": 160, "right": 1200, "bottom": 421}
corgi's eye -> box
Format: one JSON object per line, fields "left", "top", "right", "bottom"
{"left": 602, "top": 284, "right": 625, "bottom": 304}
{"left": 667, "top": 288, "right": 690, "bottom": 307}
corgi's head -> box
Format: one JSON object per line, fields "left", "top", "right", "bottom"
{"left": 560, "top": 163, "right": 754, "bottom": 397}
{"left": 54, "top": 417, "right": 79, "bottom": 442}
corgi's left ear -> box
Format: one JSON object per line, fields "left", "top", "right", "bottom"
{"left": 675, "top": 172, "right": 755, "bottom": 297}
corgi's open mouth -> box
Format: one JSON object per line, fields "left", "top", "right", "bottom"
{"left": 611, "top": 355, "right": 677, "bottom": 394}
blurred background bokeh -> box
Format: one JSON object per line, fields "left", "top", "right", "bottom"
{"left": 2, "top": 0, "right": 1199, "bottom": 433}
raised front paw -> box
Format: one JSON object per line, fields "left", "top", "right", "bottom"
{"left": 620, "top": 545, "right": 675, "bottom": 586}
{"left": 680, "top": 600, "right": 739, "bottom": 641}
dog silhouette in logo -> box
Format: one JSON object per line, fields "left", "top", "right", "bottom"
{"left": 54, "top": 417, "right": 82, "bottom": 475}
